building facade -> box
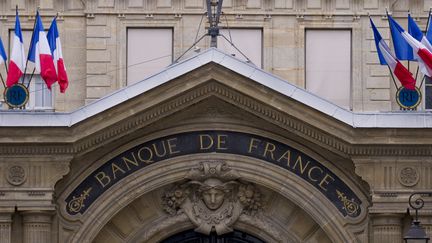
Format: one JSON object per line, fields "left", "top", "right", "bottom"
{"left": 0, "top": 0, "right": 431, "bottom": 242}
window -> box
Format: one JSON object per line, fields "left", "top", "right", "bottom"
{"left": 218, "top": 28, "right": 262, "bottom": 68}
{"left": 305, "top": 30, "right": 351, "bottom": 109}
{"left": 23, "top": 75, "right": 53, "bottom": 109}
{"left": 425, "top": 76, "right": 432, "bottom": 109}
{"left": 9, "top": 30, "right": 53, "bottom": 110}
{"left": 127, "top": 28, "right": 173, "bottom": 84}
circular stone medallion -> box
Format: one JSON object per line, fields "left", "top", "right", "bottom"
{"left": 6, "top": 165, "right": 27, "bottom": 186}
{"left": 398, "top": 167, "right": 419, "bottom": 187}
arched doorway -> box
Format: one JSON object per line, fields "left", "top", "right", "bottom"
{"left": 59, "top": 156, "right": 368, "bottom": 242}
{"left": 161, "top": 229, "right": 265, "bottom": 243}
{"left": 57, "top": 128, "right": 369, "bottom": 243}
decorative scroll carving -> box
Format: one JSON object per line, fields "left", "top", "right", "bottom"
{"left": 162, "top": 161, "right": 264, "bottom": 235}
{"left": 399, "top": 167, "right": 419, "bottom": 187}
{"left": 6, "top": 165, "right": 26, "bottom": 186}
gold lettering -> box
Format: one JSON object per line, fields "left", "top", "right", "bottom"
{"left": 167, "top": 138, "right": 180, "bottom": 154}
{"left": 199, "top": 134, "right": 213, "bottom": 150}
{"left": 111, "top": 163, "right": 126, "bottom": 180}
{"left": 137, "top": 146, "right": 154, "bottom": 163}
{"left": 263, "top": 142, "right": 276, "bottom": 160}
{"left": 319, "top": 174, "right": 335, "bottom": 191}
{"left": 95, "top": 172, "right": 111, "bottom": 188}
{"left": 217, "top": 135, "right": 228, "bottom": 150}
{"left": 152, "top": 142, "right": 167, "bottom": 157}
{"left": 122, "top": 152, "right": 139, "bottom": 170}
{"left": 308, "top": 166, "right": 324, "bottom": 182}
{"left": 248, "top": 138, "right": 261, "bottom": 153}
{"left": 277, "top": 149, "right": 291, "bottom": 167}
{"left": 293, "top": 156, "right": 310, "bottom": 174}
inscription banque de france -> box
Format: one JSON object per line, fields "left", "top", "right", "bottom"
{"left": 66, "top": 131, "right": 361, "bottom": 218}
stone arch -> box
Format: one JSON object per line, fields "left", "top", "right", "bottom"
{"left": 58, "top": 153, "right": 369, "bottom": 243}
{"left": 91, "top": 175, "right": 335, "bottom": 243}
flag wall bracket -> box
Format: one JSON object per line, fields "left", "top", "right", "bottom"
{"left": 3, "top": 84, "right": 29, "bottom": 109}
{"left": 396, "top": 86, "right": 421, "bottom": 110}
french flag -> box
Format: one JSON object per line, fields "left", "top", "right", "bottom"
{"left": 370, "top": 18, "right": 416, "bottom": 90}
{"left": 0, "top": 37, "right": 6, "bottom": 65}
{"left": 6, "top": 10, "right": 26, "bottom": 87}
{"left": 408, "top": 14, "right": 432, "bottom": 77}
{"left": 28, "top": 11, "right": 57, "bottom": 89}
{"left": 47, "top": 17, "right": 68, "bottom": 93}
{"left": 388, "top": 15, "right": 414, "bottom": 61}
{"left": 390, "top": 15, "right": 432, "bottom": 74}
{"left": 426, "top": 13, "right": 432, "bottom": 44}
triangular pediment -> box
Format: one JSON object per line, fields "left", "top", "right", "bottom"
{"left": 1, "top": 48, "right": 432, "bottom": 159}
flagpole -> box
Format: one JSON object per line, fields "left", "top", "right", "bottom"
{"left": 407, "top": 10, "right": 411, "bottom": 72}
{"left": 25, "top": 68, "right": 35, "bottom": 89}
{"left": 1, "top": 41, "right": 8, "bottom": 75}
{"left": 419, "top": 76, "right": 426, "bottom": 89}
{"left": 387, "top": 66, "right": 399, "bottom": 89}
{"left": 21, "top": 7, "right": 38, "bottom": 85}
{"left": 0, "top": 73, "right": 6, "bottom": 88}
{"left": 2, "top": 59, "right": 7, "bottom": 84}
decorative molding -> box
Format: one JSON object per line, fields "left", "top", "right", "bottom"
{"left": 377, "top": 192, "right": 398, "bottom": 197}
{"left": 27, "top": 191, "right": 46, "bottom": 197}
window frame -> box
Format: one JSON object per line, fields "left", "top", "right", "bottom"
{"left": 304, "top": 28, "right": 353, "bottom": 110}
{"left": 217, "top": 27, "right": 264, "bottom": 68}
{"left": 424, "top": 76, "right": 432, "bottom": 110}
{"left": 125, "top": 27, "right": 174, "bottom": 85}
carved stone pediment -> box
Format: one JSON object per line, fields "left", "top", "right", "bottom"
{"left": 162, "top": 161, "right": 264, "bottom": 235}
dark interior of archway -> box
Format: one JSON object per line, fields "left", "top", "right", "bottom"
{"left": 160, "top": 229, "right": 266, "bottom": 243}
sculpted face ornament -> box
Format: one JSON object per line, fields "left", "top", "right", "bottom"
{"left": 162, "top": 161, "right": 264, "bottom": 235}
{"left": 200, "top": 178, "right": 226, "bottom": 210}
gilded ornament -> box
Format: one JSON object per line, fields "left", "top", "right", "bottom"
{"left": 336, "top": 190, "right": 360, "bottom": 217}
{"left": 68, "top": 188, "right": 93, "bottom": 214}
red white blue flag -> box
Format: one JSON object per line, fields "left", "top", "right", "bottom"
{"left": 28, "top": 11, "right": 57, "bottom": 89}
{"left": 0, "top": 37, "right": 6, "bottom": 65}
{"left": 391, "top": 15, "right": 432, "bottom": 74}
{"left": 408, "top": 14, "right": 432, "bottom": 77}
{"left": 426, "top": 13, "right": 432, "bottom": 44}
{"left": 47, "top": 17, "right": 68, "bottom": 93}
{"left": 388, "top": 15, "right": 414, "bottom": 61}
{"left": 370, "top": 18, "right": 416, "bottom": 90}
{"left": 6, "top": 9, "right": 25, "bottom": 87}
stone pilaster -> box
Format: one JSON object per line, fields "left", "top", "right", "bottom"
{"left": 372, "top": 214, "right": 403, "bottom": 243}
{"left": 22, "top": 211, "right": 52, "bottom": 243}
{"left": 0, "top": 213, "right": 12, "bottom": 243}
